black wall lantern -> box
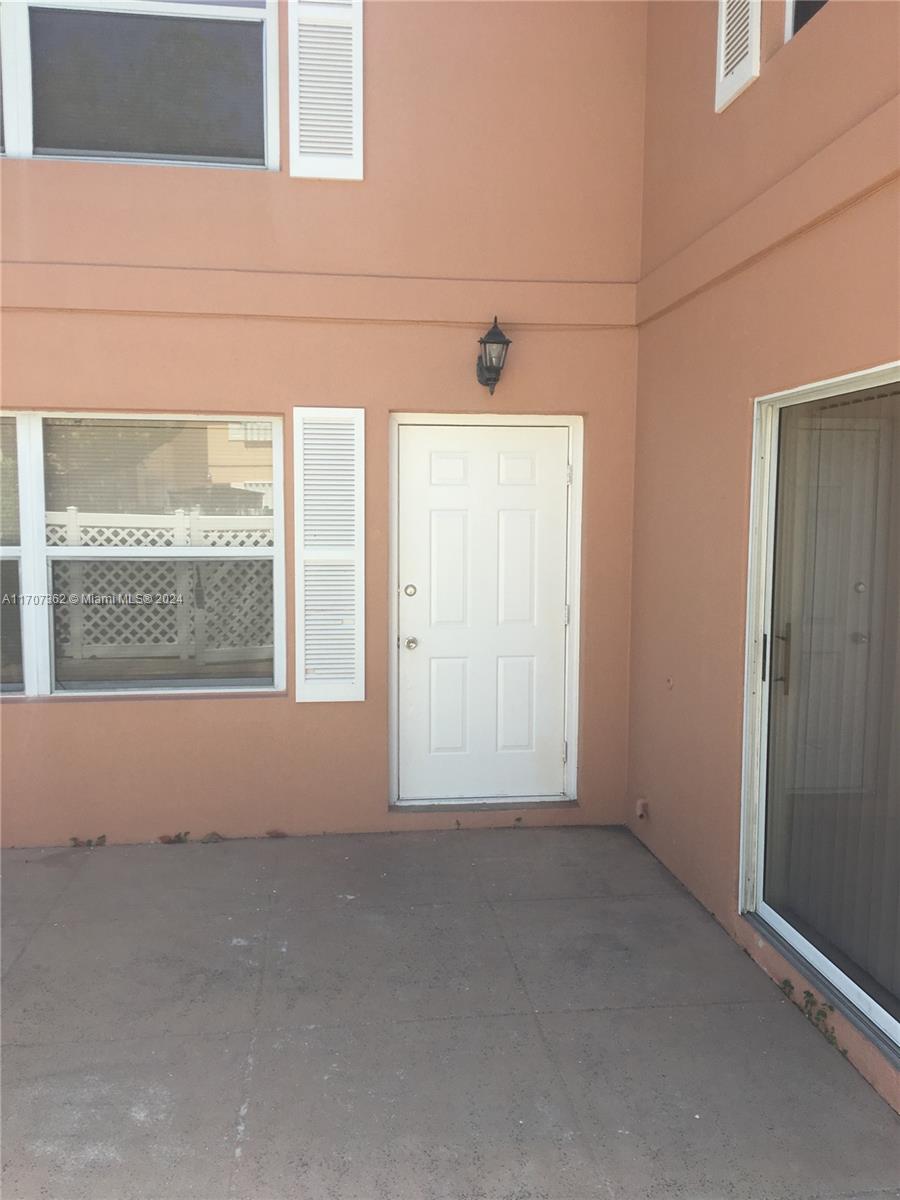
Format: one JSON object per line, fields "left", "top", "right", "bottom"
{"left": 476, "top": 316, "right": 511, "bottom": 395}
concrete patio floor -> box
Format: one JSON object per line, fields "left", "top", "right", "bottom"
{"left": 1, "top": 827, "right": 898, "bottom": 1200}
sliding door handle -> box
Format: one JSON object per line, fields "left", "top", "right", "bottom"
{"left": 774, "top": 621, "right": 791, "bottom": 696}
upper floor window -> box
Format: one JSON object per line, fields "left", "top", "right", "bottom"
{"left": 785, "top": 0, "right": 829, "bottom": 39}
{"left": 0, "top": 0, "right": 280, "bottom": 169}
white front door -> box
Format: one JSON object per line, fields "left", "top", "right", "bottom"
{"left": 397, "top": 424, "right": 570, "bottom": 801}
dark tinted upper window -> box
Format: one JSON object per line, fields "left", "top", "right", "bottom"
{"left": 29, "top": 6, "right": 265, "bottom": 164}
{"left": 791, "top": 1, "right": 829, "bottom": 35}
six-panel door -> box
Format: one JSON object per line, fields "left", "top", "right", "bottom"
{"left": 398, "top": 424, "right": 570, "bottom": 801}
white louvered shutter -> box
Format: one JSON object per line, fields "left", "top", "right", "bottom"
{"left": 294, "top": 408, "right": 365, "bottom": 701}
{"left": 715, "top": 0, "right": 760, "bottom": 112}
{"left": 289, "top": 0, "right": 363, "bottom": 180}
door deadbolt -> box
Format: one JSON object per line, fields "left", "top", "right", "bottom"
{"left": 405, "top": 637, "right": 419, "bottom": 650}
{"left": 403, "top": 584, "right": 417, "bottom": 597}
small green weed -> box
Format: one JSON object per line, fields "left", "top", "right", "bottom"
{"left": 780, "top": 978, "right": 847, "bottom": 1055}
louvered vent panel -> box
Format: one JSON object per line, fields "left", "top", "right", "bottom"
{"left": 722, "top": 0, "right": 751, "bottom": 76}
{"left": 303, "top": 561, "right": 356, "bottom": 681}
{"left": 302, "top": 421, "right": 356, "bottom": 547}
{"left": 715, "top": 0, "right": 759, "bottom": 111}
{"left": 297, "top": 22, "right": 354, "bottom": 157}
{"left": 294, "top": 407, "right": 365, "bottom": 702}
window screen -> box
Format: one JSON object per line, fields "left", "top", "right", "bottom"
{"left": 1, "top": 416, "right": 19, "bottom": 547}
{"left": 792, "top": 1, "right": 829, "bottom": 35}
{"left": 0, "top": 418, "right": 22, "bottom": 692}
{"left": 50, "top": 558, "right": 274, "bottom": 690}
{"left": 28, "top": 6, "right": 265, "bottom": 164}
{"left": 764, "top": 384, "right": 900, "bottom": 1020}
{"left": 41, "top": 416, "right": 277, "bottom": 692}
{"left": 43, "top": 417, "right": 275, "bottom": 543}
{"left": 1, "top": 560, "right": 24, "bottom": 693}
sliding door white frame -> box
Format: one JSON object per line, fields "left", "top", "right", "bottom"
{"left": 740, "top": 360, "right": 900, "bottom": 1046}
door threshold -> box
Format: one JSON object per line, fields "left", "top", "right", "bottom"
{"left": 391, "top": 795, "right": 578, "bottom": 813}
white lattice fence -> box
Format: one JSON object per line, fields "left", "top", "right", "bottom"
{"left": 199, "top": 560, "right": 274, "bottom": 654}
{"left": 53, "top": 560, "right": 273, "bottom": 664}
{"left": 46, "top": 509, "right": 274, "bottom": 548}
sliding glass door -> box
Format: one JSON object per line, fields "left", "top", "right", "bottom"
{"left": 760, "top": 378, "right": 899, "bottom": 1039}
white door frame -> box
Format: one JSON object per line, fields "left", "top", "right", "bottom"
{"left": 388, "top": 413, "right": 583, "bottom": 807}
{"left": 740, "top": 360, "right": 900, "bottom": 1045}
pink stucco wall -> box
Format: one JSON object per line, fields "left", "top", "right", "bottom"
{"left": 1, "top": 0, "right": 898, "bottom": 1104}
{"left": 0, "top": 0, "right": 647, "bottom": 845}
{"left": 629, "top": 0, "right": 900, "bottom": 1105}
{"left": 1, "top": 0, "right": 648, "bottom": 280}
{"left": 0, "top": 314, "right": 638, "bottom": 845}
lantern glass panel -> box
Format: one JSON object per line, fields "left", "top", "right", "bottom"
{"left": 484, "top": 342, "right": 506, "bottom": 369}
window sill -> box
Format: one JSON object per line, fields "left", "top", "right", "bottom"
{"left": 2, "top": 153, "right": 274, "bottom": 172}
{"left": 2, "top": 687, "right": 287, "bottom": 703}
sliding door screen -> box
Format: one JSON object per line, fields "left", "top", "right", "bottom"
{"left": 764, "top": 383, "right": 899, "bottom": 1023}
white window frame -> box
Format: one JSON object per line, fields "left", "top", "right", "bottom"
{"left": 0, "top": 411, "right": 286, "bottom": 698}
{"left": 387, "top": 412, "right": 584, "bottom": 808}
{"left": 740, "top": 361, "right": 900, "bottom": 1046}
{"left": 288, "top": 0, "right": 363, "bottom": 181}
{"left": 0, "top": 415, "right": 31, "bottom": 693}
{"left": 0, "top": 0, "right": 280, "bottom": 170}
{"left": 784, "top": 0, "right": 829, "bottom": 42}
{"left": 784, "top": 0, "right": 797, "bottom": 41}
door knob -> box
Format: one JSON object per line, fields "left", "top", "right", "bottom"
{"left": 403, "top": 584, "right": 417, "bottom": 597}
{"left": 405, "top": 637, "right": 419, "bottom": 650}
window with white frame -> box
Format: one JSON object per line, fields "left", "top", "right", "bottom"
{"left": 0, "top": 414, "right": 285, "bottom": 694}
{"left": 784, "top": 0, "right": 828, "bottom": 40}
{"left": 0, "top": 0, "right": 279, "bottom": 168}
{"left": 0, "top": 416, "right": 24, "bottom": 692}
